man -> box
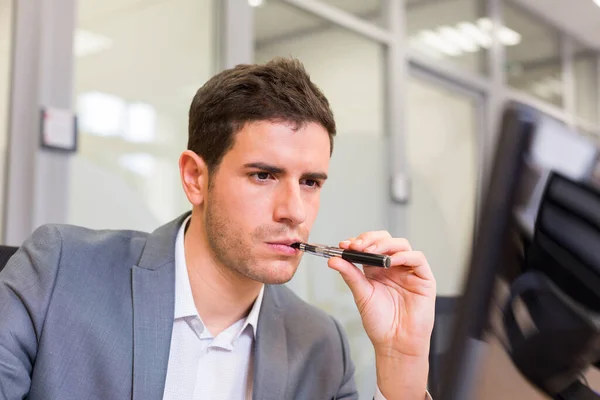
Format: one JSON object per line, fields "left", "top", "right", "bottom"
{"left": 0, "top": 58, "right": 435, "bottom": 399}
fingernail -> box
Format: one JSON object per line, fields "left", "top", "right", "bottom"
{"left": 354, "top": 239, "right": 363, "bottom": 245}
{"left": 340, "top": 240, "right": 351, "bottom": 246}
{"left": 365, "top": 245, "right": 376, "bottom": 252}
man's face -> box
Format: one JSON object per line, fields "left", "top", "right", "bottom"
{"left": 203, "top": 121, "right": 331, "bottom": 284}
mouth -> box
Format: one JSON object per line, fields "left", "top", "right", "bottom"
{"left": 265, "top": 239, "right": 303, "bottom": 256}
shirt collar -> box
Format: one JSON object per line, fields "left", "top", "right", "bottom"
{"left": 240, "top": 285, "right": 264, "bottom": 338}
{"left": 174, "top": 215, "right": 264, "bottom": 337}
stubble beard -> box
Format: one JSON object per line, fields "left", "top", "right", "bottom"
{"left": 204, "top": 197, "right": 302, "bottom": 285}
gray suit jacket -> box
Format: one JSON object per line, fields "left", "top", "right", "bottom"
{"left": 0, "top": 213, "right": 358, "bottom": 400}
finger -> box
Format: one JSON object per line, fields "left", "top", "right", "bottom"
{"left": 362, "top": 237, "right": 412, "bottom": 255}
{"left": 327, "top": 257, "right": 372, "bottom": 305}
{"left": 340, "top": 230, "right": 391, "bottom": 251}
{"left": 338, "top": 238, "right": 356, "bottom": 249}
{"left": 390, "top": 251, "right": 435, "bottom": 281}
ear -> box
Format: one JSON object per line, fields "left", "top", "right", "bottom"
{"left": 179, "top": 150, "right": 209, "bottom": 206}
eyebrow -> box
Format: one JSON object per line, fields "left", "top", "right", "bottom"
{"left": 243, "top": 162, "right": 328, "bottom": 181}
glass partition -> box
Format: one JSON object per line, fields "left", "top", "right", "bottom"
{"left": 0, "top": 0, "right": 13, "bottom": 242}
{"left": 70, "top": 0, "right": 216, "bottom": 231}
{"left": 573, "top": 41, "right": 598, "bottom": 125}
{"left": 406, "top": 73, "right": 481, "bottom": 296}
{"left": 504, "top": 2, "right": 564, "bottom": 108}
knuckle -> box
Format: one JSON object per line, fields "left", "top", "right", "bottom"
{"left": 356, "top": 231, "right": 393, "bottom": 248}
{"left": 357, "top": 232, "right": 375, "bottom": 243}
{"left": 374, "top": 237, "right": 388, "bottom": 246}
{"left": 398, "top": 238, "right": 411, "bottom": 248}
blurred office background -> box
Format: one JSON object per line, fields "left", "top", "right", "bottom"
{"left": 1, "top": 0, "right": 600, "bottom": 398}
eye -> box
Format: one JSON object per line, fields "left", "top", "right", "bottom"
{"left": 302, "top": 179, "right": 322, "bottom": 189}
{"left": 251, "top": 171, "right": 273, "bottom": 182}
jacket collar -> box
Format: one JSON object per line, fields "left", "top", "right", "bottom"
{"left": 131, "top": 212, "right": 190, "bottom": 400}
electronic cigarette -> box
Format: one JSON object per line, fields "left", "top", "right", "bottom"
{"left": 291, "top": 242, "right": 391, "bottom": 268}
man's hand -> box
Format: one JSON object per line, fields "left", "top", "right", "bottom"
{"left": 327, "top": 231, "right": 436, "bottom": 400}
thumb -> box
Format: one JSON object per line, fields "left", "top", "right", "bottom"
{"left": 328, "top": 257, "right": 372, "bottom": 306}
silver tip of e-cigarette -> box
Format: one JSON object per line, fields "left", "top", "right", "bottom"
{"left": 383, "top": 256, "right": 392, "bottom": 269}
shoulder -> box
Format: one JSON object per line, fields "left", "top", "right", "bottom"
{"left": 51, "top": 223, "right": 148, "bottom": 256}
{"left": 27, "top": 223, "right": 147, "bottom": 244}
{"left": 21, "top": 223, "right": 149, "bottom": 273}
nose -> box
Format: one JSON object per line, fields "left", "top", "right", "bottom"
{"left": 273, "top": 181, "right": 306, "bottom": 226}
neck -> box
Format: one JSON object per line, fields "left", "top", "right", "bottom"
{"left": 183, "top": 211, "right": 263, "bottom": 336}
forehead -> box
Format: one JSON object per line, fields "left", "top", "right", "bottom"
{"left": 225, "top": 121, "right": 331, "bottom": 167}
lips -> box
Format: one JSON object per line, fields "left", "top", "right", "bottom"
{"left": 266, "top": 239, "right": 302, "bottom": 247}
{"left": 265, "top": 239, "right": 303, "bottom": 256}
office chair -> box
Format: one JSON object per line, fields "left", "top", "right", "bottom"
{"left": 440, "top": 102, "right": 600, "bottom": 400}
{"left": 0, "top": 245, "right": 19, "bottom": 273}
{"left": 502, "top": 172, "right": 600, "bottom": 399}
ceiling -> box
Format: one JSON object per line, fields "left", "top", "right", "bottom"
{"left": 318, "top": 0, "right": 600, "bottom": 52}
{"left": 512, "top": 0, "right": 600, "bottom": 50}
{"left": 256, "top": 0, "right": 564, "bottom": 69}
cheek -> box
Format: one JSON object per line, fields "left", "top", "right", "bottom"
{"left": 303, "top": 194, "right": 321, "bottom": 227}
{"left": 226, "top": 185, "right": 274, "bottom": 225}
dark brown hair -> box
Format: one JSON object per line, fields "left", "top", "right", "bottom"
{"left": 187, "top": 57, "right": 336, "bottom": 173}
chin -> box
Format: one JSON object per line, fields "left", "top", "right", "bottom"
{"left": 249, "top": 260, "right": 298, "bottom": 285}
{"left": 260, "top": 275, "right": 294, "bottom": 285}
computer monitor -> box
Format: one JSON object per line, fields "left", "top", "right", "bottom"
{"left": 437, "top": 102, "right": 600, "bottom": 400}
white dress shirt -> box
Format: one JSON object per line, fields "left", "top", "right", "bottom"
{"left": 162, "top": 216, "right": 429, "bottom": 399}
{"left": 162, "top": 217, "right": 264, "bottom": 400}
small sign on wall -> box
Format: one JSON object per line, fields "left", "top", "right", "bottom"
{"left": 40, "top": 107, "right": 78, "bottom": 152}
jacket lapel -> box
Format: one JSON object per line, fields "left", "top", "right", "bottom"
{"left": 132, "top": 213, "right": 190, "bottom": 400}
{"left": 253, "top": 285, "right": 288, "bottom": 400}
